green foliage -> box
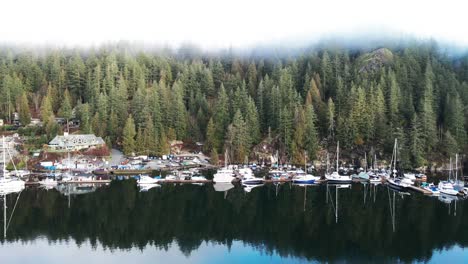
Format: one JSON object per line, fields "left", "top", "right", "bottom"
{"left": 122, "top": 114, "right": 137, "bottom": 156}
{"left": 0, "top": 43, "right": 467, "bottom": 166}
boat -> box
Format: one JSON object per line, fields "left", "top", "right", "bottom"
{"left": 403, "top": 173, "right": 416, "bottom": 181}
{"left": 421, "top": 182, "right": 440, "bottom": 196}
{"left": 387, "top": 139, "right": 413, "bottom": 190}
{"left": 240, "top": 167, "right": 264, "bottom": 185}
{"left": 293, "top": 154, "right": 321, "bottom": 184}
{"left": 137, "top": 175, "right": 161, "bottom": 184}
{"left": 293, "top": 173, "right": 320, "bottom": 184}
{"left": 325, "top": 142, "right": 352, "bottom": 183}
{"left": 438, "top": 155, "right": 460, "bottom": 196}
{"left": 213, "top": 150, "right": 237, "bottom": 183}
{"left": 0, "top": 136, "right": 26, "bottom": 194}
{"left": 213, "top": 182, "right": 235, "bottom": 192}
{"left": 39, "top": 177, "right": 58, "bottom": 186}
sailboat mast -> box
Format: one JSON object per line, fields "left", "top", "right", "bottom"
{"left": 449, "top": 157, "right": 452, "bottom": 181}
{"left": 304, "top": 151, "right": 307, "bottom": 173}
{"left": 2, "top": 136, "right": 5, "bottom": 179}
{"left": 336, "top": 141, "right": 339, "bottom": 172}
{"left": 455, "top": 153, "right": 458, "bottom": 182}
{"left": 364, "top": 152, "right": 367, "bottom": 172}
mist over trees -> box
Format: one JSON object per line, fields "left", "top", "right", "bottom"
{"left": 0, "top": 41, "right": 467, "bottom": 168}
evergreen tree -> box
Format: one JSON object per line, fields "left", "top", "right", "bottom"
{"left": 122, "top": 115, "right": 137, "bottom": 155}
{"left": 18, "top": 92, "right": 31, "bottom": 126}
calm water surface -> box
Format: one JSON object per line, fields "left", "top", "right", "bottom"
{"left": 1, "top": 181, "right": 467, "bottom": 263}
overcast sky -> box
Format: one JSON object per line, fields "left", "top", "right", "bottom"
{"left": 1, "top": 0, "right": 467, "bottom": 49}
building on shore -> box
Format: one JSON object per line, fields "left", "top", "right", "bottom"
{"left": 48, "top": 133, "right": 105, "bottom": 151}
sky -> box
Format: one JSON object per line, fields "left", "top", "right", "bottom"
{"left": 1, "top": 0, "right": 467, "bottom": 49}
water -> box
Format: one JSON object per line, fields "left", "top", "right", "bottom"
{"left": 1, "top": 181, "right": 467, "bottom": 263}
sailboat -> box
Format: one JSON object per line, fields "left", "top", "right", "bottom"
{"left": 213, "top": 149, "right": 236, "bottom": 183}
{"left": 325, "top": 142, "right": 352, "bottom": 183}
{"left": 438, "top": 155, "right": 460, "bottom": 196}
{"left": 0, "top": 136, "right": 25, "bottom": 194}
{"left": 292, "top": 152, "right": 320, "bottom": 184}
{"left": 387, "top": 139, "right": 413, "bottom": 191}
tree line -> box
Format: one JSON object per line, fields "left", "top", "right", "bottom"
{"left": 0, "top": 42, "right": 467, "bottom": 168}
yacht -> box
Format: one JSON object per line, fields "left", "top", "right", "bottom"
{"left": 137, "top": 175, "right": 161, "bottom": 184}
{"left": 213, "top": 150, "right": 237, "bottom": 183}
{"left": 39, "top": 177, "right": 58, "bottom": 186}
{"left": 0, "top": 136, "right": 26, "bottom": 194}
{"left": 325, "top": 142, "right": 352, "bottom": 183}
{"left": 240, "top": 167, "right": 264, "bottom": 185}
{"left": 421, "top": 182, "right": 440, "bottom": 196}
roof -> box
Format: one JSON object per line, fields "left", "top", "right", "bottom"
{"left": 49, "top": 134, "right": 105, "bottom": 147}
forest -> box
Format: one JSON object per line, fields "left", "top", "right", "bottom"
{"left": 0, "top": 41, "right": 467, "bottom": 168}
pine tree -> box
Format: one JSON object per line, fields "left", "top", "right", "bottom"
{"left": 122, "top": 115, "right": 137, "bottom": 155}
{"left": 210, "top": 148, "right": 219, "bottom": 165}
{"left": 409, "top": 113, "right": 425, "bottom": 167}
{"left": 58, "top": 89, "right": 73, "bottom": 131}
{"left": 327, "top": 98, "right": 335, "bottom": 140}
{"left": 205, "top": 118, "right": 218, "bottom": 152}
{"left": 18, "top": 92, "right": 31, "bottom": 126}
{"left": 420, "top": 66, "right": 437, "bottom": 153}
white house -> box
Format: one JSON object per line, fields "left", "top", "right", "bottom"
{"left": 0, "top": 119, "right": 3, "bottom": 126}
{"left": 48, "top": 133, "right": 105, "bottom": 151}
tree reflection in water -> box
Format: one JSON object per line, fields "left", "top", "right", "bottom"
{"left": 1, "top": 181, "right": 467, "bottom": 262}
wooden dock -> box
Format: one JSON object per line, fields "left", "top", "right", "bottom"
{"left": 407, "top": 185, "right": 433, "bottom": 195}
{"left": 25, "top": 180, "right": 111, "bottom": 185}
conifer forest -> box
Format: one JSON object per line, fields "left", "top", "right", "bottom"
{"left": 1, "top": 42, "right": 467, "bottom": 168}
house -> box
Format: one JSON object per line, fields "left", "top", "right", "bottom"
{"left": 48, "top": 133, "right": 105, "bottom": 151}
{"left": 0, "top": 119, "right": 3, "bottom": 126}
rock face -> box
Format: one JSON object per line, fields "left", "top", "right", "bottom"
{"left": 358, "top": 48, "right": 394, "bottom": 73}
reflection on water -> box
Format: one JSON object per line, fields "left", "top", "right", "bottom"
{"left": 1, "top": 181, "right": 467, "bottom": 263}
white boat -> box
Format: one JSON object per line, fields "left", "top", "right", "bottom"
{"left": 438, "top": 181, "right": 458, "bottom": 196}
{"left": 213, "top": 166, "right": 236, "bottom": 183}
{"left": 0, "top": 136, "right": 26, "bottom": 194}
{"left": 213, "top": 150, "right": 237, "bottom": 183}
{"left": 39, "top": 177, "right": 58, "bottom": 186}
{"left": 325, "top": 142, "right": 352, "bottom": 183}
{"left": 191, "top": 175, "right": 207, "bottom": 181}
{"left": 438, "top": 155, "right": 460, "bottom": 196}
{"left": 422, "top": 183, "right": 440, "bottom": 196}
{"left": 403, "top": 173, "right": 416, "bottom": 181}
{"left": 386, "top": 139, "right": 413, "bottom": 190}
{"left": 240, "top": 168, "right": 264, "bottom": 185}
{"left": 137, "top": 175, "right": 161, "bottom": 184}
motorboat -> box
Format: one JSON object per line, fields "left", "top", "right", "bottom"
{"left": 421, "top": 182, "right": 440, "bottom": 196}
{"left": 403, "top": 173, "right": 416, "bottom": 181}
{"left": 39, "top": 177, "right": 58, "bottom": 186}
{"left": 213, "top": 165, "right": 236, "bottom": 183}
{"left": 326, "top": 171, "right": 352, "bottom": 183}
{"left": 240, "top": 167, "right": 264, "bottom": 185}
{"left": 292, "top": 174, "right": 320, "bottom": 184}
{"left": 137, "top": 175, "right": 161, "bottom": 184}
{"left": 438, "top": 181, "right": 459, "bottom": 196}
{"left": 387, "top": 177, "right": 413, "bottom": 191}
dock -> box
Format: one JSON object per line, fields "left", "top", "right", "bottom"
{"left": 25, "top": 180, "right": 111, "bottom": 185}
{"left": 407, "top": 185, "right": 433, "bottom": 195}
